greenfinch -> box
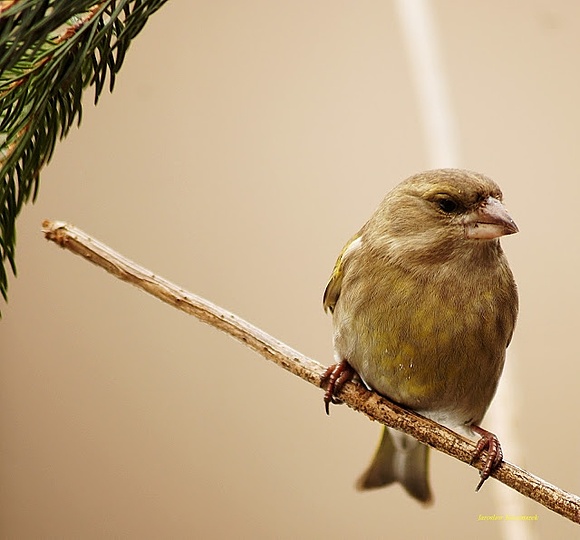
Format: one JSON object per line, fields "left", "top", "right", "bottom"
{"left": 323, "top": 169, "right": 518, "bottom": 504}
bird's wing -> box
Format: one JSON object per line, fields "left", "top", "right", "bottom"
{"left": 323, "top": 232, "right": 363, "bottom": 314}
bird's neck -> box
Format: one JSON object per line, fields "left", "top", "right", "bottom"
{"left": 376, "top": 234, "right": 503, "bottom": 275}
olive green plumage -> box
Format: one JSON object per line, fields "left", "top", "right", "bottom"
{"left": 324, "top": 169, "right": 518, "bottom": 504}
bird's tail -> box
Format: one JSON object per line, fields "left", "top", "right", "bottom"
{"left": 356, "top": 427, "right": 433, "bottom": 505}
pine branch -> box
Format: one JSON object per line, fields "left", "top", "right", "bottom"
{"left": 0, "top": 0, "right": 168, "bottom": 306}
{"left": 42, "top": 219, "right": 580, "bottom": 526}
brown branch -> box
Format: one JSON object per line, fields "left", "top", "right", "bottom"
{"left": 42, "top": 219, "right": 580, "bottom": 525}
{"left": 0, "top": 1, "right": 18, "bottom": 14}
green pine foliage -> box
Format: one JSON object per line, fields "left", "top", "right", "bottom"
{"left": 0, "top": 0, "right": 168, "bottom": 308}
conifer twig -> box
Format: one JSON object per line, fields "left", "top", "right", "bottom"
{"left": 42, "top": 219, "right": 580, "bottom": 525}
{"left": 0, "top": 0, "right": 168, "bottom": 306}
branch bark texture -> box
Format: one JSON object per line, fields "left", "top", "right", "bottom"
{"left": 42, "top": 219, "right": 580, "bottom": 525}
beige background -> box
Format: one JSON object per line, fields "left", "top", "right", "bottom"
{"left": 2, "top": 1, "right": 580, "bottom": 538}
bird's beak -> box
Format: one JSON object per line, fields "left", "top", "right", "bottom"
{"left": 464, "top": 197, "right": 519, "bottom": 240}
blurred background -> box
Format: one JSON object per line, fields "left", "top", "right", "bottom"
{"left": 2, "top": 1, "right": 579, "bottom": 538}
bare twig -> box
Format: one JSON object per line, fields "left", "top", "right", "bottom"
{"left": 42, "top": 219, "right": 580, "bottom": 525}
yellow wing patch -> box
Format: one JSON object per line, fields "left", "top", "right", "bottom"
{"left": 323, "top": 232, "right": 362, "bottom": 314}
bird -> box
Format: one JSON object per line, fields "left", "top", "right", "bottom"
{"left": 322, "top": 169, "right": 518, "bottom": 504}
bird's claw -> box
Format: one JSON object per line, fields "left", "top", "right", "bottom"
{"left": 471, "top": 425, "right": 503, "bottom": 491}
{"left": 321, "top": 360, "right": 355, "bottom": 415}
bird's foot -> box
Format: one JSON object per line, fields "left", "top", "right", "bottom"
{"left": 471, "top": 425, "right": 503, "bottom": 491}
{"left": 321, "top": 360, "right": 356, "bottom": 415}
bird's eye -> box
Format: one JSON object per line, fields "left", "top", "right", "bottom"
{"left": 437, "top": 198, "right": 458, "bottom": 213}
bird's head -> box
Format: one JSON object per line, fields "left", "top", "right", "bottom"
{"left": 366, "top": 169, "right": 518, "bottom": 265}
